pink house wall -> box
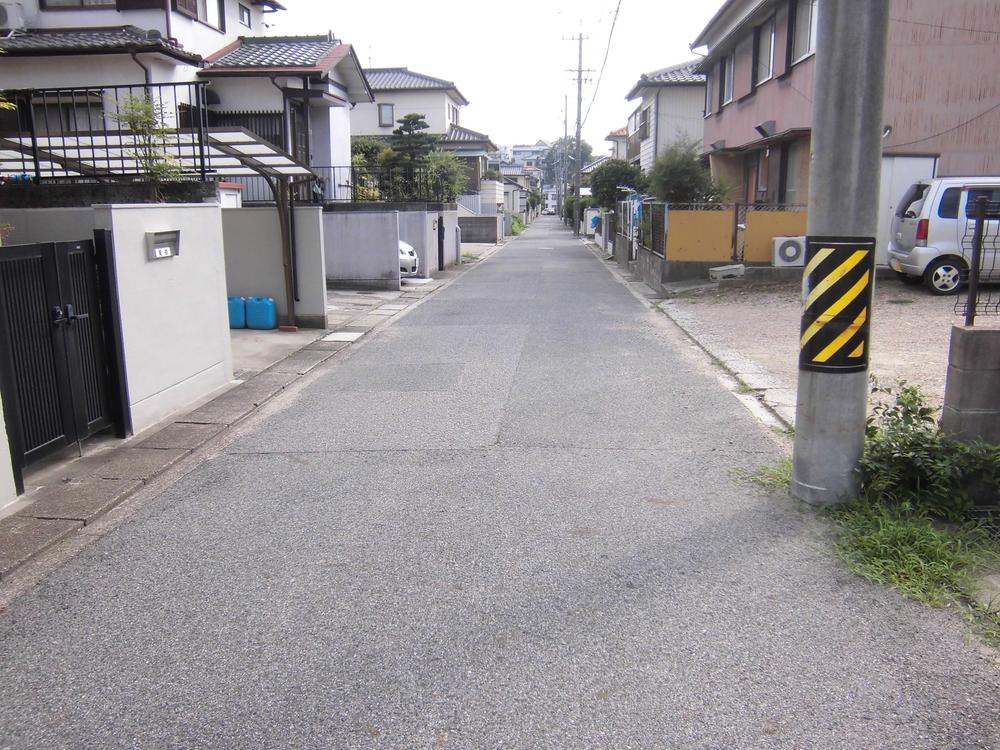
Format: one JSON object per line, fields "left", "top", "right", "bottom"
{"left": 701, "top": 0, "right": 999, "bottom": 177}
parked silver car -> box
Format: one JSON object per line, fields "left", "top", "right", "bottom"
{"left": 399, "top": 240, "right": 419, "bottom": 277}
{"left": 888, "top": 177, "right": 1000, "bottom": 294}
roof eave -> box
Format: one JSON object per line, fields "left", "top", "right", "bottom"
{"left": 0, "top": 43, "right": 200, "bottom": 65}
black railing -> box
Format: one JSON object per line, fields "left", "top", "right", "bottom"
{"left": 955, "top": 196, "right": 1000, "bottom": 324}
{"left": 0, "top": 82, "right": 210, "bottom": 182}
{"left": 231, "top": 166, "right": 453, "bottom": 204}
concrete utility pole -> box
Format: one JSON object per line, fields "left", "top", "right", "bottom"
{"left": 573, "top": 33, "right": 584, "bottom": 237}
{"left": 562, "top": 32, "right": 591, "bottom": 236}
{"left": 560, "top": 94, "right": 568, "bottom": 217}
{"left": 792, "top": 0, "right": 890, "bottom": 504}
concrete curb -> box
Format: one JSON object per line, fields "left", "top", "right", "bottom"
{"left": 580, "top": 237, "right": 795, "bottom": 432}
{"left": 0, "top": 245, "right": 505, "bottom": 583}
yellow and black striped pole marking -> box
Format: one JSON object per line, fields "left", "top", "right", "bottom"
{"left": 799, "top": 236, "right": 876, "bottom": 373}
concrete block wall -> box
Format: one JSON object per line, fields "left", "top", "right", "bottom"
{"left": 942, "top": 325, "right": 1000, "bottom": 444}
{"left": 222, "top": 206, "right": 328, "bottom": 328}
{"left": 323, "top": 210, "right": 401, "bottom": 290}
{"left": 94, "top": 204, "right": 234, "bottom": 435}
{"left": 460, "top": 215, "right": 502, "bottom": 244}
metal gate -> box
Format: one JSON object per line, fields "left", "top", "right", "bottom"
{"left": 0, "top": 239, "right": 120, "bottom": 489}
{"left": 437, "top": 215, "right": 445, "bottom": 271}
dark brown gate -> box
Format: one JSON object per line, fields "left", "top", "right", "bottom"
{"left": 0, "top": 239, "right": 121, "bottom": 491}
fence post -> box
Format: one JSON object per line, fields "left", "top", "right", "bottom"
{"left": 23, "top": 92, "right": 42, "bottom": 181}
{"left": 964, "top": 196, "right": 988, "bottom": 327}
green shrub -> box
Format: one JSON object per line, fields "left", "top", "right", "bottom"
{"left": 860, "top": 379, "right": 1000, "bottom": 521}
{"left": 512, "top": 215, "right": 525, "bottom": 235}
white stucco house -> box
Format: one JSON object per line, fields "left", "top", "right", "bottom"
{"left": 0, "top": 0, "right": 373, "bottom": 188}
{"left": 624, "top": 60, "right": 706, "bottom": 172}
{"left": 350, "top": 67, "right": 497, "bottom": 186}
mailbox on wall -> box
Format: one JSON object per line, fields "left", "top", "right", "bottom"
{"left": 145, "top": 230, "right": 180, "bottom": 261}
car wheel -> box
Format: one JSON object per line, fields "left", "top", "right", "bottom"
{"left": 923, "top": 258, "right": 965, "bottom": 295}
{"left": 894, "top": 271, "right": 922, "bottom": 285}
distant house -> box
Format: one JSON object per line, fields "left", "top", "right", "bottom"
{"left": 693, "top": 0, "right": 1000, "bottom": 259}
{"left": 624, "top": 60, "right": 706, "bottom": 172}
{"left": 605, "top": 128, "right": 628, "bottom": 160}
{"left": 350, "top": 66, "right": 497, "bottom": 190}
{"left": 352, "top": 67, "right": 468, "bottom": 137}
{"left": 511, "top": 140, "right": 550, "bottom": 169}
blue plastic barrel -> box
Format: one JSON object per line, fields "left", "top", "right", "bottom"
{"left": 227, "top": 296, "right": 246, "bottom": 329}
{"left": 246, "top": 297, "right": 278, "bottom": 330}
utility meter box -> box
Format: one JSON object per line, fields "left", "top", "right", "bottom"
{"left": 146, "top": 230, "right": 180, "bottom": 261}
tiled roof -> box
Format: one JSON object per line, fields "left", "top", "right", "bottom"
{"left": 0, "top": 26, "right": 200, "bottom": 63}
{"left": 606, "top": 127, "right": 627, "bottom": 139}
{"left": 365, "top": 67, "right": 469, "bottom": 105}
{"left": 438, "top": 124, "right": 497, "bottom": 154}
{"left": 441, "top": 124, "right": 488, "bottom": 143}
{"left": 205, "top": 35, "right": 346, "bottom": 70}
{"left": 626, "top": 59, "right": 704, "bottom": 99}
{"left": 500, "top": 165, "right": 524, "bottom": 176}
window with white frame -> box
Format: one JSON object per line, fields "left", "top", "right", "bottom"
{"left": 238, "top": 4, "right": 251, "bottom": 27}
{"left": 378, "top": 103, "right": 394, "bottom": 127}
{"left": 720, "top": 54, "right": 734, "bottom": 106}
{"left": 792, "top": 0, "right": 819, "bottom": 61}
{"left": 754, "top": 16, "right": 775, "bottom": 86}
{"left": 173, "top": 0, "right": 224, "bottom": 29}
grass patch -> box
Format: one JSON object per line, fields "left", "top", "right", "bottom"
{"left": 735, "top": 382, "right": 755, "bottom": 395}
{"left": 833, "top": 502, "right": 1000, "bottom": 645}
{"left": 887, "top": 298, "right": 916, "bottom": 305}
{"left": 461, "top": 253, "right": 480, "bottom": 262}
{"left": 738, "top": 456, "right": 792, "bottom": 492}
{"left": 833, "top": 379, "right": 1000, "bottom": 647}
{"left": 512, "top": 216, "right": 526, "bottom": 236}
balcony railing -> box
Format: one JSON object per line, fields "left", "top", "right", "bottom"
{"left": 0, "top": 82, "right": 211, "bottom": 181}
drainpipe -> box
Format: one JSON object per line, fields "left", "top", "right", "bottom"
{"left": 128, "top": 49, "right": 152, "bottom": 85}
{"left": 653, "top": 88, "right": 660, "bottom": 168}
{"left": 162, "top": 0, "right": 173, "bottom": 44}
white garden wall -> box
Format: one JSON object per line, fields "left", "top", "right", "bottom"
{"left": 0, "top": 394, "right": 16, "bottom": 511}
{"left": 94, "top": 203, "right": 233, "bottom": 434}
{"left": 222, "top": 206, "right": 327, "bottom": 328}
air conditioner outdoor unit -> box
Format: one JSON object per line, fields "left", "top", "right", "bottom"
{"left": 0, "top": 2, "right": 29, "bottom": 31}
{"left": 773, "top": 235, "right": 807, "bottom": 267}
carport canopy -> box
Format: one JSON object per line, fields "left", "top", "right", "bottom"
{"left": 0, "top": 127, "right": 314, "bottom": 181}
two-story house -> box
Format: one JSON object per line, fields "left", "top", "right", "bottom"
{"left": 350, "top": 66, "right": 497, "bottom": 185}
{"left": 511, "top": 141, "right": 549, "bottom": 169}
{"left": 624, "top": 60, "right": 706, "bottom": 172}
{"left": 0, "top": 0, "right": 373, "bottom": 191}
{"left": 694, "top": 0, "right": 999, "bottom": 260}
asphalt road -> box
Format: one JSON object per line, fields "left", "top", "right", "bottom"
{"left": 1, "top": 217, "right": 998, "bottom": 749}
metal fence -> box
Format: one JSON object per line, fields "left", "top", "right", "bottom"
{"left": 954, "top": 196, "right": 1000, "bottom": 324}
{"left": 0, "top": 82, "right": 210, "bottom": 181}
{"left": 233, "top": 165, "right": 452, "bottom": 205}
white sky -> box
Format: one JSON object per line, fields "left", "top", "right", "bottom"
{"left": 265, "top": 0, "right": 720, "bottom": 155}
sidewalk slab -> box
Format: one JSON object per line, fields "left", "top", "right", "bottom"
{"left": 0, "top": 517, "right": 82, "bottom": 579}
{"left": 70, "top": 447, "right": 189, "bottom": 482}
{"left": 137, "top": 422, "right": 226, "bottom": 450}
{"left": 19, "top": 477, "right": 143, "bottom": 525}
{"left": 267, "top": 348, "right": 336, "bottom": 375}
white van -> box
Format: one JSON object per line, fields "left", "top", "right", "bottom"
{"left": 887, "top": 177, "right": 1000, "bottom": 294}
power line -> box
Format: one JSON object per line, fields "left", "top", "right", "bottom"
{"left": 581, "top": 0, "right": 623, "bottom": 129}
{"left": 886, "top": 101, "right": 1000, "bottom": 148}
